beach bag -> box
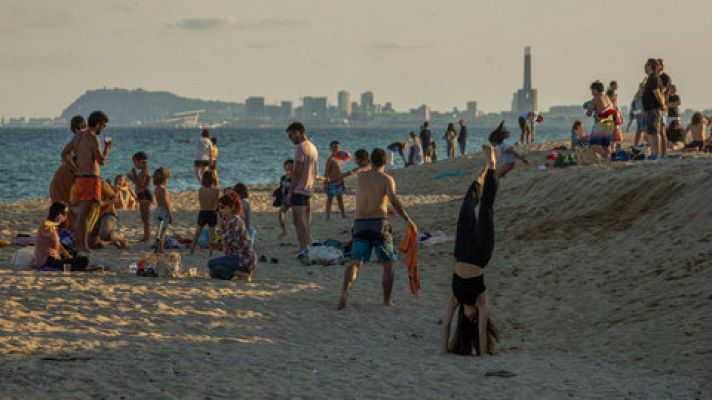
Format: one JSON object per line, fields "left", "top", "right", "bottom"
{"left": 303, "top": 244, "right": 344, "bottom": 265}
{"left": 11, "top": 247, "right": 35, "bottom": 268}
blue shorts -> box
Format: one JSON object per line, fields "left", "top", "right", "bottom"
{"left": 291, "top": 193, "right": 310, "bottom": 207}
{"left": 327, "top": 182, "right": 344, "bottom": 198}
{"left": 589, "top": 135, "right": 611, "bottom": 147}
{"left": 350, "top": 219, "right": 397, "bottom": 264}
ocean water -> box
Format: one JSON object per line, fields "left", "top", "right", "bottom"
{"left": 0, "top": 126, "right": 570, "bottom": 201}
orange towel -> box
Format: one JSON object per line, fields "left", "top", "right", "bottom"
{"left": 398, "top": 226, "right": 420, "bottom": 297}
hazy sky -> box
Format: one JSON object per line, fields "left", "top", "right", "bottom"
{"left": 2, "top": 0, "right": 712, "bottom": 117}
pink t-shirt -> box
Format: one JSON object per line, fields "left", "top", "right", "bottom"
{"left": 35, "top": 224, "right": 61, "bottom": 266}
{"left": 293, "top": 140, "right": 319, "bottom": 196}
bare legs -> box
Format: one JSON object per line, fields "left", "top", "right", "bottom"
{"left": 190, "top": 225, "right": 214, "bottom": 255}
{"left": 278, "top": 206, "right": 289, "bottom": 237}
{"left": 74, "top": 201, "right": 96, "bottom": 253}
{"left": 337, "top": 261, "right": 394, "bottom": 310}
{"left": 292, "top": 205, "right": 311, "bottom": 251}
{"left": 139, "top": 200, "right": 151, "bottom": 242}
{"left": 194, "top": 166, "right": 207, "bottom": 184}
{"left": 326, "top": 195, "right": 346, "bottom": 220}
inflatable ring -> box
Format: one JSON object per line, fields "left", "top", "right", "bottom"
{"left": 0, "top": 239, "right": 10, "bottom": 247}
{"left": 333, "top": 150, "right": 352, "bottom": 161}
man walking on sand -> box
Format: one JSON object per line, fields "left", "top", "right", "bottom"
{"left": 337, "top": 148, "right": 417, "bottom": 310}
{"left": 62, "top": 111, "right": 112, "bottom": 253}
{"left": 285, "top": 122, "right": 319, "bottom": 252}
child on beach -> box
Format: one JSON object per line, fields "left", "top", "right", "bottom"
{"left": 274, "top": 159, "right": 293, "bottom": 237}
{"left": 683, "top": 112, "right": 709, "bottom": 152}
{"left": 324, "top": 141, "right": 347, "bottom": 220}
{"left": 152, "top": 167, "right": 172, "bottom": 253}
{"left": 571, "top": 120, "right": 585, "bottom": 148}
{"left": 191, "top": 170, "right": 219, "bottom": 255}
{"left": 127, "top": 152, "right": 152, "bottom": 242}
{"left": 430, "top": 141, "right": 438, "bottom": 162}
{"left": 489, "top": 122, "right": 528, "bottom": 179}
{"left": 113, "top": 175, "right": 137, "bottom": 209}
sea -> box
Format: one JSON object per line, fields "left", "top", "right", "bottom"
{"left": 0, "top": 125, "right": 571, "bottom": 202}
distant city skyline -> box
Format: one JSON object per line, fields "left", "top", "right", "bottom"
{"left": 2, "top": 0, "right": 712, "bottom": 118}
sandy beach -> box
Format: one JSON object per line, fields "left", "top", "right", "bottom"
{"left": 1, "top": 135, "right": 711, "bottom": 399}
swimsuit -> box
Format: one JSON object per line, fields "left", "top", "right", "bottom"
{"left": 350, "top": 218, "right": 396, "bottom": 263}
{"left": 452, "top": 274, "right": 486, "bottom": 305}
{"left": 197, "top": 210, "right": 217, "bottom": 227}
{"left": 327, "top": 182, "right": 344, "bottom": 198}
{"left": 74, "top": 175, "right": 102, "bottom": 202}
{"left": 153, "top": 206, "right": 170, "bottom": 228}
{"left": 137, "top": 189, "right": 153, "bottom": 202}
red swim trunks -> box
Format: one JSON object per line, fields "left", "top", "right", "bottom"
{"left": 74, "top": 177, "right": 102, "bottom": 202}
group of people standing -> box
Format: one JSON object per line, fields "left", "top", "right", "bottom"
{"left": 583, "top": 58, "right": 710, "bottom": 160}
{"left": 387, "top": 119, "right": 469, "bottom": 167}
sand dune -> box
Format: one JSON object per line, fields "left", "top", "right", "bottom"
{"left": 1, "top": 136, "right": 711, "bottom": 398}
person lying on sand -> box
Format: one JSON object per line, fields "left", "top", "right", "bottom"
{"left": 441, "top": 144, "right": 501, "bottom": 356}
{"left": 337, "top": 148, "right": 417, "bottom": 310}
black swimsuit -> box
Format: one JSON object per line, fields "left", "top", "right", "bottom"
{"left": 452, "top": 169, "right": 497, "bottom": 304}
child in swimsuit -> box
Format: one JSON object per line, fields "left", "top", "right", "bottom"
{"left": 152, "top": 167, "right": 172, "bottom": 253}
{"left": 128, "top": 151, "right": 153, "bottom": 242}
{"left": 275, "top": 159, "right": 293, "bottom": 237}
{"left": 191, "top": 170, "right": 219, "bottom": 255}
{"left": 113, "top": 175, "right": 137, "bottom": 209}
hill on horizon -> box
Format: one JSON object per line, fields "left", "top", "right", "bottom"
{"left": 60, "top": 88, "right": 242, "bottom": 125}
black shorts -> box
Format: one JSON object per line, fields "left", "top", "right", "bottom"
{"left": 197, "top": 210, "right": 217, "bottom": 227}
{"left": 194, "top": 160, "right": 211, "bottom": 167}
{"left": 452, "top": 273, "right": 486, "bottom": 305}
{"left": 518, "top": 116, "right": 527, "bottom": 130}
{"left": 685, "top": 141, "right": 704, "bottom": 150}
{"left": 291, "top": 193, "right": 310, "bottom": 207}
{"left": 137, "top": 189, "right": 153, "bottom": 202}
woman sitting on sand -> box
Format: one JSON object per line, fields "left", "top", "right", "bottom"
{"left": 441, "top": 142, "right": 501, "bottom": 356}
{"left": 208, "top": 195, "right": 257, "bottom": 281}
{"left": 35, "top": 201, "right": 89, "bottom": 271}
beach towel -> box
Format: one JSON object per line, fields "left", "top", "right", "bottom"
{"left": 397, "top": 226, "right": 420, "bottom": 297}
{"left": 431, "top": 171, "right": 466, "bottom": 180}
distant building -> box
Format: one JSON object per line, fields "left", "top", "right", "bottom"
{"left": 280, "top": 101, "right": 293, "bottom": 120}
{"left": 410, "top": 104, "right": 430, "bottom": 122}
{"left": 337, "top": 90, "right": 352, "bottom": 117}
{"left": 511, "top": 47, "right": 538, "bottom": 116}
{"left": 302, "top": 97, "right": 328, "bottom": 120}
{"left": 245, "top": 97, "right": 265, "bottom": 118}
{"left": 360, "top": 91, "right": 375, "bottom": 115}
{"left": 466, "top": 101, "right": 478, "bottom": 117}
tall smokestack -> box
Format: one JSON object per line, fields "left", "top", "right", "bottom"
{"left": 523, "top": 46, "right": 532, "bottom": 90}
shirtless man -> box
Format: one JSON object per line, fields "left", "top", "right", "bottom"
{"left": 337, "top": 148, "right": 417, "bottom": 310}
{"left": 62, "top": 111, "right": 111, "bottom": 253}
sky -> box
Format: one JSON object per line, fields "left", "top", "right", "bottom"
{"left": 2, "top": 0, "right": 712, "bottom": 118}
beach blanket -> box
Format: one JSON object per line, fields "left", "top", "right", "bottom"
{"left": 431, "top": 171, "right": 466, "bottom": 180}
{"left": 398, "top": 226, "right": 420, "bottom": 297}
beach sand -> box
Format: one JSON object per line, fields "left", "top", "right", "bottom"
{"left": 1, "top": 136, "right": 711, "bottom": 398}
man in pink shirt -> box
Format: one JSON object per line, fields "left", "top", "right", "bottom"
{"left": 285, "top": 122, "right": 319, "bottom": 251}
